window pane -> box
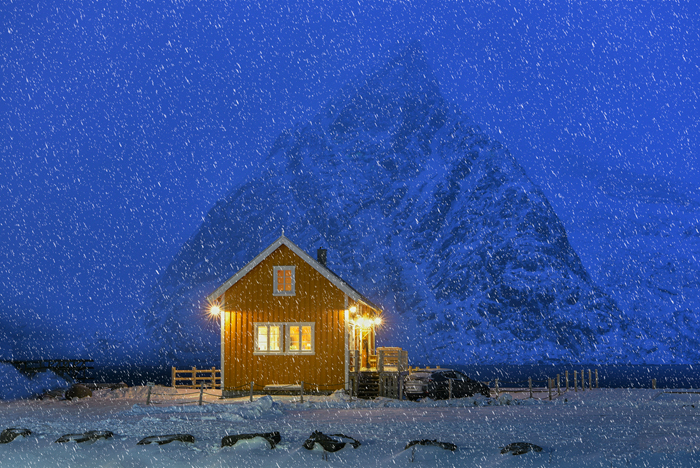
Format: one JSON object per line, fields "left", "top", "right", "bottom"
{"left": 289, "top": 326, "right": 300, "bottom": 351}
{"left": 277, "top": 270, "right": 284, "bottom": 291}
{"left": 285, "top": 269, "right": 292, "bottom": 291}
{"left": 302, "top": 326, "right": 312, "bottom": 351}
{"left": 258, "top": 326, "right": 268, "bottom": 351}
{"left": 269, "top": 326, "right": 280, "bottom": 351}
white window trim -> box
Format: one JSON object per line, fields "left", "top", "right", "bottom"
{"left": 253, "top": 322, "right": 315, "bottom": 356}
{"left": 253, "top": 322, "right": 285, "bottom": 355}
{"left": 285, "top": 322, "right": 315, "bottom": 355}
{"left": 273, "top": 266, "right": 296, "bottom": 296}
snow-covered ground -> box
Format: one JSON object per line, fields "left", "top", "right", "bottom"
{"left": 1, "top": 386, "right": 699, "bottom": 467}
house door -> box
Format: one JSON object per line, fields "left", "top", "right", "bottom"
{"left": 355, "top": 325, "right": 374, "bottom": 369}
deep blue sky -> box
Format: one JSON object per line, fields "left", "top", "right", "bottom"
{"left": 1, "top": 1, "right": 697, "bottom": 339}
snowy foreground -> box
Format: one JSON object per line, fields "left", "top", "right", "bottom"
{"left": 1, "top": 386, "right": 699, "bottom": 467}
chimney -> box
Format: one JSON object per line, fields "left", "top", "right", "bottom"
{"left": 317, "top": 247, "right": 327, "bottom": 267}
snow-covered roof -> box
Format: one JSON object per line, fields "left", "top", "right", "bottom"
{"left": 206, "top": 235, "right": 381, "bottom": 311}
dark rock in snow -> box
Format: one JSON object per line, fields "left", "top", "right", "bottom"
{"left": 40, "top": 388, "right": 66, "bottom": 400}
{"left": 500, "top": 442, "right": 544, "bottom": 455}
{"left": 404, "top": 439, "right": 457, "bottom": 452}
{"left": 302, "top": 431, "right": 361, "bottom": 452}
{"left": 137, "top": 434, "right": 195, "bottom": 445}
{"left": 86, "top": 382, "right": 128, "bottom": 391}
{"left": 221, "top": 432, "right": 281, "bottom": 449}
{"left": 142, "top": 42, "right": 633, "bottom": 366}
{"left": 55, "top": 431, "right": 113, "bottom": 444}
{"left": 65, "top": 384, "right": 92, "bottom": 399}
{"left": 0, "top": 428, "right": 32, "bottom": 444}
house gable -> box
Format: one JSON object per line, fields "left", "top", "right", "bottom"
{"left": 207, "top": 235, "right": 378, "bottom": 310}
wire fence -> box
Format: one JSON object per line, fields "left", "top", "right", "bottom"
{"left": 145, "top": 379, "right": 351, "bottom": 406}
{"left": 148, "top": 367, "right": 602, "bottom": 406}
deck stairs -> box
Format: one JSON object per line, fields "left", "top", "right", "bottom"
{"left": 357, "top": 372, "right": 380, "bottom": 399}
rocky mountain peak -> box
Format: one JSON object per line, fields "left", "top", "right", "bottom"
{"left": 140, "top": 44, "right": 635, "bottom": 366}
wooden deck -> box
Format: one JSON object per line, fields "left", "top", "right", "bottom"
{"left": 348, "top": 347, "right": 409, "bottom": 399}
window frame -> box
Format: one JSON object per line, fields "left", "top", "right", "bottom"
{"left": 285, "top": 322, "right": 315, "bottom": 355}
{"left": 253, "top": 322, "right": 285, "bottom": 355}
{"left": 273, "top": 266, "right": 296, "bottom": 296}
{"left": 252, "top": 322, "right": 315, "bottom": 356}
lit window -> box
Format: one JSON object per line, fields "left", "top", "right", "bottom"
{"left": 255, "top": 324, "right": 282, "bottom": 353}
{"left": 273, "top": 266, "right": 295, "bottom": 296}
{"left": 289, "top": 326, "right": 300, "bottom": 351}
{"left": 287, "top": 323, "right": 314, "bottom": 354}
{"left": 302, "top": 326, "right": 312, "bottom": 351}
{"left": 258, "top": 326, "right": 268, "bottom": 351}
{"left": 270, "top": 326, "right": 281, "bottom": 351}
{"left": 254, "top": 322, "right": 315, "bottom": 355}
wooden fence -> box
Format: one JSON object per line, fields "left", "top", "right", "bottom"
{"left": 493, "top": 368, "right": 600, "bottom": 400}
{"left": 171, "top": 367, "right": 221, "bottom": 389}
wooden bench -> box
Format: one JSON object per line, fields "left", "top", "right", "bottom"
{"left": 263, "top": 384, "right": 302, "bottom": 395}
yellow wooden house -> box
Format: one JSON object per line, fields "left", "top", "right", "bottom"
{"left": 206, "top": 234, "right": 407, "bottom": 398}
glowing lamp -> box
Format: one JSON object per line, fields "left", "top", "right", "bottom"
{"left": 374, "top": 317, "right": 382, "bottom": 325}
{"left": 210, "top": 305, "right": 222, "bottom": 317}
{"left": 349, "top": 306, "right": 357, "bottom": 313}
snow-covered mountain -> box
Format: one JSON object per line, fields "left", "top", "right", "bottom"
{"left": 141, "top": 43, "right": 639, "bottom": 366}
{"left": 540, "top": 156, "right": 700, "bottom": 364}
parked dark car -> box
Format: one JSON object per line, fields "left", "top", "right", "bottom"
{"left": 403, "top": 369, "right": 490, "bottom": 400}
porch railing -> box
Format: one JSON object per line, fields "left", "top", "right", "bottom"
{"left": 348, "top": 347, "right": 408, "bottom": 373}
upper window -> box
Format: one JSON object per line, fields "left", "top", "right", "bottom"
{"left": 273, "top": 266, "right": 295, "bottom": 296}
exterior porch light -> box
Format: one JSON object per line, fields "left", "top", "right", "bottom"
{"left": 354, "top": 316, "right": 379, "bottom": 329}
{"left": 209, "top": 304, "right": 222, "bottom": 317}
{"left": 349, "top": 306, "right": 357, "bottom": 313}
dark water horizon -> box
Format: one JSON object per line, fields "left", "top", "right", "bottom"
{"left": 85, "top": 363, "right": 700, "bottom": 390}
{"left": 450, "top": 364, "right": 700, "bottom": 389}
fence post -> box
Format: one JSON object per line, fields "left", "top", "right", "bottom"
{"left": 548, "top": 378, "right": 552, "bottom": 400}
{"left": 146, "top": 382, "right": 154, "bottom": 405}
{"left": 300, "top": 381, "right": 305, "bottom": 403}
{"left": 353, "top": 350, "right": 360, "bottom": 397}
{"left": 448, "top": 379, "right": 453, "bottom": 400}
{"left": 199, "top": 383, "right": 204, "bottom": 406}
{"left": 565, "top": 370, "right": 569, "bottom": 392}
{"left": 574, "top": 371, "right": 578, "bottom": 393}
{"left": 171, "top": 367, "right": 176, "bottom": 387}
{"left": 557, "top": 374, "right": 561, "bottom": 395}
{"left": 528, "top": 377, "right": 533, "bottom": 399}
{"left": 250, "top": 381, "right": 254, "bottom": 402}
{"left": 398, "top": 374, "right": 404, "bottom": 401}
{"left": 378, "top": 350, "right": 385, "bottom": 373}
{"left": 652, "top": 378, "right": 657, "bottom": 389}
{"left": 588, "top": 369, "right": 592, "bottom": 391}
{"left": 495, "top": 378, "right": 499, "bottom": 397}
{"left": 595, "top": 369, "right": 599, "bottom": 389}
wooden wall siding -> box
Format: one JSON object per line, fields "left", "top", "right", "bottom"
{"left": 221, "top": 245, "right": 347, "bottom": 392}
